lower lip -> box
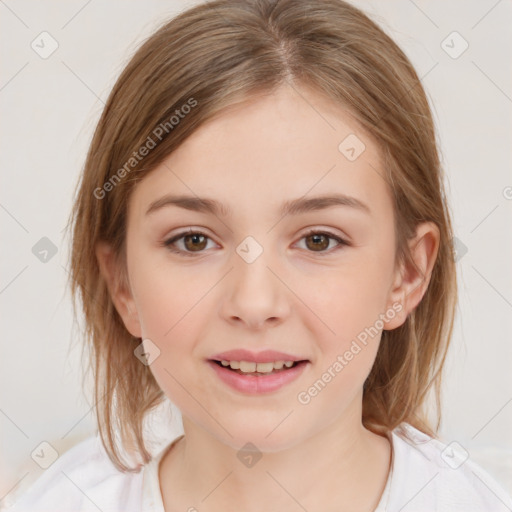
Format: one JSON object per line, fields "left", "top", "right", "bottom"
{"left": 207, "top": 360, "right": 309, "bottom": 394}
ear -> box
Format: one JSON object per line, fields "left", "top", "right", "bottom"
{"left": 383, "top": 222, "right": 440, "bottom": 330}
{"left": 95, "top": 241, "right": 142, "bottom": 338}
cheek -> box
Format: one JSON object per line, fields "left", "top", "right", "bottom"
{"left": 133, "top": 275, "right": 181, "bottom": 339}
{"left": 128, "top": 257, "right": 213, "bottom": 405}
{"left": 128, "top": 245, "right": 207, "bottom": 338}
{"left": 293, "top": 273, "right": 386, "bottom": 416}
{"left": 288, "top": 251, "right": 394, "bottom": 391}
{"left": 292, "top": 256, "right": 394, "bottom": 341}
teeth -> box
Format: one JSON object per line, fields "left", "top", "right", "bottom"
{"left": 219, "top": 360, "right": 297, "bottom": 373}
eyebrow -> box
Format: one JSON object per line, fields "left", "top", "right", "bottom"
{"left": 145, "top": 193, "right": 371, "bottom": 218}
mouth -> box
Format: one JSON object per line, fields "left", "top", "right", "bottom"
{"left": 207, "top": 358, "right": 310, "bottom": 394}
{"left": 209, "top": 359, "right": 309, "bottom": 376}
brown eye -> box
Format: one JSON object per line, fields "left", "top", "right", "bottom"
{"left": 297, "top": 230, "right": 348, "bottom": 255}
{"left": 305, "top": 233, "right": 330, "bottom": 251}
{"left": 164, "top": 230, "right": 215, "bottom": 257}
{"left": 183, "top": 233, "right": 208, "bottom": 251}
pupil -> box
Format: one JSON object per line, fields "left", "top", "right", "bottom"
{"left": 185, "top": 234, "right": 206, "bottom": 251}
{"left": 307, "top": 234, "right": 328, "bottom": 251}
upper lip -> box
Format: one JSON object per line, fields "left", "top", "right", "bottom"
{"left": 209, "top": 349, "right": 308, "bottom": 363}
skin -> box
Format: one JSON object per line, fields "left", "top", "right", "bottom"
{"left": 97, "top": 83, "right": 439, "bottom": 512}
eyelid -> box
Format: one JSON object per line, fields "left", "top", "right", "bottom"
{"left": 300, "top": 227, "right": 349, "bottom": 242}
{"left": 162, "top": 228, "right": 219, "bottom": 257}
{"left": 297, "top": 228, "right": 350, "bottom": 254}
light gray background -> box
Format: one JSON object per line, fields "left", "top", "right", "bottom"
{"left": 1, "top": 0, "right": 511, "bottom": 504}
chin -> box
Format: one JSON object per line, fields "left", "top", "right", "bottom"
{"left": 212, "top": 422, "right": 306, "bottom": 454}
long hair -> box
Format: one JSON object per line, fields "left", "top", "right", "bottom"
{"left": 67, "top": 0, "right": 457, "bottom": 472}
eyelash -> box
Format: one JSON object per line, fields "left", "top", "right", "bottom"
{"left": 163, "top": 228, "right": 349, "bottom": 258}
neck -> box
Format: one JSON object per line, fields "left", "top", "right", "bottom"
{"left": 159, "top": 400, "right": 392, "bottom": 512}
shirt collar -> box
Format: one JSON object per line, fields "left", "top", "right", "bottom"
{"left": 142, "top": 434, "right": 185, "bottom": 511}
{"left": 141, "top": 429, "right": 397, "bottom": 511}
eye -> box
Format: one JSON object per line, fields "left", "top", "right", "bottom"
{"left": 297, "top": 229, "right": 349, "bottom": 254}
{"left": 163, "top": 228, "right": 349, "bottom": 257}
{"left": 163, "top": 229, "right": 216, "bottom": 257}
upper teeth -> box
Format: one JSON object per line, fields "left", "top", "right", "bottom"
{"left": 220, "top": 360, "right": 295, "bottom": 373}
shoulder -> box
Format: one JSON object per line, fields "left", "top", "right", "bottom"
{"left": 2, "top": 435, "right": 144, "bottom": 512}
{"left": 387, "top": 423, "right": 512, "bottom": 512}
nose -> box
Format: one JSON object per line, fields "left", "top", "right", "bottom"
{"left": 220, "top": 249, "right": 291, "bottom": 330}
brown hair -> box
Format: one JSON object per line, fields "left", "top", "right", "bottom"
{"left": 67, "top": 0, "right": 457, "bottom": 472}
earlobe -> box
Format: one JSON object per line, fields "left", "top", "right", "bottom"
{"left": 384, "top": 222, "right": 440, "bottom": 330}
{"left": 95, "top": 241, "right": 142, "bottom": 338}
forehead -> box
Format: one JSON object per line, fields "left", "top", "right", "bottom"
{"left": 131, "top": 84, "right": 392, "bottom": 220}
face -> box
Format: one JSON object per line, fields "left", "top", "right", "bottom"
{"left": 106, "top": 84, "right": 414, "bottom": 452}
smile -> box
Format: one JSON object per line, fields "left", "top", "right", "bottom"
{"left": 207, "top": 359, "right": 309, "bottom": 394}
{"left": 217, "top": 359, "right": 298, "bottom": 374}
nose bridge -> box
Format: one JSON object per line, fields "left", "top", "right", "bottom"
{"left": 222, "top": 233, "right": 290, "bottom": 328}
{"left": 233, "top": 233, "right": 279, "bottom": 301}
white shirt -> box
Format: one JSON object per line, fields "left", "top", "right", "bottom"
{"left": 3, "top": 423, "right": 512, "bottom": 511}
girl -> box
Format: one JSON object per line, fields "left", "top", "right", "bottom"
{"left": 5, "top": 0, "right": 512, "bottom": 511}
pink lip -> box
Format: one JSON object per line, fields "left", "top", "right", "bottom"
{"left": 207, "top": 360, "right": 309, "bottom": 394}
{"left": 209, "top": 349, "right": 307, "bottom": 363}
